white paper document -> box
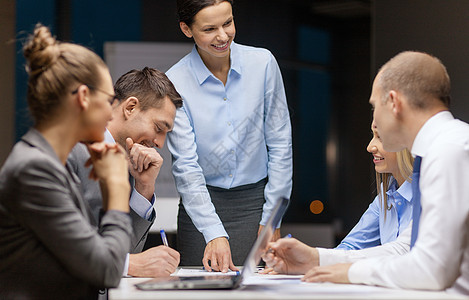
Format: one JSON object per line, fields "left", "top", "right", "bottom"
{"left": 242, "top": 273, "right": 303, "bottom": 285}
{"left": 174, "top": 268, "right": 239, "bottom": 277}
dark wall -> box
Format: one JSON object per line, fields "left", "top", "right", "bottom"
{"left": 14, "top": 0, "right": 142, "bottom": 140}
{"left": 14, "top": 0, "right": 56, "bottom": 141}
{"left": 142, "top": 0, "right": 297, "bottom": 58}
{"left": 329, "top": 17, "right": 373, "bottom": 236}
{"left": 374, "top": 0, "right": 469, "bottom": 122}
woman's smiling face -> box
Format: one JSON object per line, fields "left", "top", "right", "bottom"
{"left": 367, "top": 121, "right": 399, "bottom": 175}
{"left": 181, "top": 1, "right": 235, "bottom": 61}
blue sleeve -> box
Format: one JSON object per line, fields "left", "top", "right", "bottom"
{"left": 261, "top": 53, "right": 293, "bottom": 227}
{"left": 129, "top": 188, "right": 155, "bottom": 221}
{"left": 167, "top": 107, "right": 228, "bottom": 243}
{"left": 336, "top": 195, "right": 382, "bottom": 250}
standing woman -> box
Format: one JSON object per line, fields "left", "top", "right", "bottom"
{"left": 167, "top": 0, "right": 292, "bottom": 271}
{"left": 0, "top": 25, "right": 132, "bottom": 299}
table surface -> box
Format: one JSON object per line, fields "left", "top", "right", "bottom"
{"left": 109, "top": 276, "right": 469, "bottom": 300}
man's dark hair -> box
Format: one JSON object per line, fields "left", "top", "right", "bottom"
{"left": 114, "top": 67, "right": 182, "bottom": 110}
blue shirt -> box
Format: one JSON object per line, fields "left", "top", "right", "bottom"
{"left": 166, "top": 42, "right": 293, "bottom": 243}
{"left": 336, "top": 178, "right": 413, "bottom": 250}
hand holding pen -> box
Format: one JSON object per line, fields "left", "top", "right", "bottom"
{"left": 261, "top": 235, "right": 319, "bottom": 275}
{"left": 259, "top": 234, "right": 290, "bottom": 275}
{"left": 264, "top": 234, "right": 291, "bottom": 257}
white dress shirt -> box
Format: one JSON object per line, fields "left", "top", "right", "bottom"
{"left": 318, "top": 223, "right": 411, "bottom": 265}
{"left": 348, "top": 111, "right": 469, "bottom": 295}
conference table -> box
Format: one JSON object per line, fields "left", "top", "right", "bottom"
{"left": 109, "top": 271, "right": 469, "bottom": 300}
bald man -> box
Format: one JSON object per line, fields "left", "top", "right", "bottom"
{"left": 263, "top": 51, "right": 469, "bottom": 295}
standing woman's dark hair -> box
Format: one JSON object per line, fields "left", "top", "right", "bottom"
{"left": 177, "top": 0, "right": 233, "bottom": 27}
{"left": 23, "top": 23, "right": 106, "bottom": 125}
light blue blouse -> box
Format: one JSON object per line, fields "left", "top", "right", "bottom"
{"left": 336, "top": 178, "right": 413, "bottom": 250}
{"left": 166, "top": 42, "right": 293, "bottom": 243}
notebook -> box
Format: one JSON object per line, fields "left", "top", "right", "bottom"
{"left": 135, "top": 197, "right": 289, "bottom": 290}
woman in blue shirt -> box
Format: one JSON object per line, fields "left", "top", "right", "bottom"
{"left": 336, "top": 121, "right": 414, "bottom": 250}
{"left": 166, "top": 0, "right": 292, "bottom": 271}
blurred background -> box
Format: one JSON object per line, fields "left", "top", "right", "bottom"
{"left": 2, "top": 0, "right": 469, "bottom": 248}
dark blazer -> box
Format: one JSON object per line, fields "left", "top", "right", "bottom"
{"left": 67, "top": 138, "right": 155, "bottom": 253}
{"left": 0, "top": 129, "right": 132, "bottom": 299}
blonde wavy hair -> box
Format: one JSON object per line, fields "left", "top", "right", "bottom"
{"left": 376, "top": 148, "right": 414, "bottom": 219}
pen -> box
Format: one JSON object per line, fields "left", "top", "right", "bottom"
{"left": 266, "top": 234, "right": 292, "bottom": 254}
{"left": 160, "top": 229, "right": 169, "bottom": 247}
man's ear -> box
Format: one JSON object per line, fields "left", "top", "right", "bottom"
{"left": 388, "top": 90, "right": 403, "bottom": 118}
{"left": 122, "top": 97, "right": 139, "bottom": 120}
{"left": 180, "top": 22, "right": 193, "bottom": 38}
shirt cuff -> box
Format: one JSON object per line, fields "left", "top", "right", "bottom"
{"left": 335, "top": 243, "right": 353, "bottom": 250}
{"left": 318, "top": 247, "right": 369, "bottom": 266}
{"left": 129, "top": 188, "right": 155, "bottom": 221}
{"left": 317, "top": 247, "right": 352, "bottom": 266}
{"left": 317, "top": 247, "right": 338, "bottom": 266}
{"left": 122, "top": 253, "right": 130, "bottom": 277}
{"left": 348, "top": 259, "right": 374, "bottom": 285}
{"left": 260, "top": 208, "right": 284, "bottom": 228}
{"left": 202, "top": 224, "right": 229, "bottom": 244}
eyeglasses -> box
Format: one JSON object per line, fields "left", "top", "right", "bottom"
{"left": 71, "top": 84, "right": 119, "bottom": 105}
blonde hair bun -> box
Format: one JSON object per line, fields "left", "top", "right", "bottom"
{"left": 23, "top": 23, "right": 107, "bottom": 125}
{"left": 23, "top": 24, "right": 60, "bottom": 76}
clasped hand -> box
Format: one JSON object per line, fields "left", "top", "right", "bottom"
{"left": 126, "top": 138, "right": 163, "bottom": 200}
{"left": 85, "top": 142, "right": 128, "bottom": 182}
{"left": 85, "top": 142, "right": 130, "bottom": 212}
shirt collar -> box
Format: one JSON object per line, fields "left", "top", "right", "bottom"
{"left": 399, "top": 180, "right": 413, "bottom": 202}
{"left": 229, "top": 42, "right": 242, "bottom": 76}
{"left": 386, "top": 179, "right": 413, "bottom": 203}
{"left": 190, "top": 41, "right": 241, "bottom": 85}
{"left": 411, "top": 110, "right": 453, "bottom": 158}
{"left": 104, "top": 128, "right": 116, "bottom": 144}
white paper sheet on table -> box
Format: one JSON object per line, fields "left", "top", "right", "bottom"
{"left": 174, "top": 268, "right": 239, "bottom": 277}
{"left": 242, "top": 273, "right": 303, "bottom": 285}
{"left": 242, "top": 276, "right": 439, "bottom": 297}
{"left": 242, "top": 277, "right": 395, "bottom": 296}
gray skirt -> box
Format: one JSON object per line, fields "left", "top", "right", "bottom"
{"left": 177, "top": 178, "right": 267, "bottom": 266}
